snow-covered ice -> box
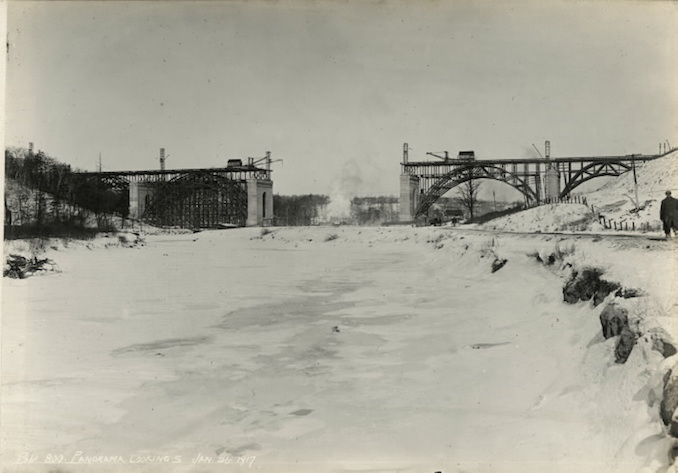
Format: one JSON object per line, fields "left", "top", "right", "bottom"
{"left": 2, "top": 224, "right": 677, "bottom": 473}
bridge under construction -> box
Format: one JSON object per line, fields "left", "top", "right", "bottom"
{"left": 400, "top": 142, "right": 669, "bottom": 220}
{"left": 76, "top": 151, "right": 275, "bottom": 229}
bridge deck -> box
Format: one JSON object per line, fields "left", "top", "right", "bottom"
{"left": 78, "top": 166, "right": 271, "bottom": 183}
{"left": 403, "top": 154, "right": 661, "bottom": 167}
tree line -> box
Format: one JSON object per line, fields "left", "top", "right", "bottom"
{"left": 5, "top": 147, "right": 128, "bottom": 231}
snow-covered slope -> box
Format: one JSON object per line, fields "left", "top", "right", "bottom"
{"left": 479, "top": 203, "right": 592, "bottom": 233}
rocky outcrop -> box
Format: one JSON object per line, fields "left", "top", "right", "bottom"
{"left": 563, "top": 268, "right": 620, "bottom": 306}
{"left": 599, "top": 302, "right": 638, "bottom": 364}
{"left": 615, "top": 287, "right": 644, "bottom": 299}
{"left": 598, "top": 301, "right": 677, "bottom": 364}
{"left": 651, "top": 335, "right": 678, "bottom": 359}
{"left": 615, "top": 327, "right": 638, "bottom": 364}
{"left": 660, "top": 367, "right": 678, "bottom": 437}
{"left": 491, "top": 258, "right": 507, "bottom": 273}
{"left": 599, "top": 303, "right": 629, "bottom": 339}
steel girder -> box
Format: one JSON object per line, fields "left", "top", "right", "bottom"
{"left": 142, "top": 171, "right": 248, "bottom": 228}
{"left": 414, "top": 163, "right": 538, "bottom": 217}
{"left": 559, "top": 161, "right": 632, "bottom": 198}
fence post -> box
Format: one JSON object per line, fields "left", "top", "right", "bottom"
{"left": 632, "top": 221, "right": 635, "bottom": 231}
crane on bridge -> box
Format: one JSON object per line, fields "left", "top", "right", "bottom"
{"left": 426, "top": 150, "right": 476, "bottom": 161}
{"left": 247, "top": 151, "right": 283, "bottom": 171}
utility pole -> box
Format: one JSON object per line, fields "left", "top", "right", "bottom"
{"left": 632, "top": 158, "right": 639, "bottom": 212}
{"left": 98, "top": 153, "right": 102, "bottom": 172}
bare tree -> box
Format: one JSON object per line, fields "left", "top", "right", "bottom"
{"left": 458, "top": 169, "right": 482, "bottom": 221}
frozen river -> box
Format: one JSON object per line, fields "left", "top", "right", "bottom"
{"left": 2, "top": 227, "right": 669, "bottom": 473}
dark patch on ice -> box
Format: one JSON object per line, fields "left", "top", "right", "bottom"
{"left": 468, "top": 342, "right": 511, "bottom": 350}
{"left": 290, "top": 409, "right": 313, "bottom": 416}
{"left": 112, "top": 336, "right": 212, "bottom": 356}
{"left": 214, "top": 297, "right": 355, "bottom": 331}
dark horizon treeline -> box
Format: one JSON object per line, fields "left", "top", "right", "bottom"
{"left": 272, "top": 195, "right": 401, "bottom": 226}
{"left": 5, "top": 147, "right": 128, "bottom": 230}
{"left": 272, "top": 194, "right": 330, "bottom": 226}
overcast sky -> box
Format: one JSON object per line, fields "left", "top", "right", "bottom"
{"left": 5, "top": 0, "right": 678, "bottom": 197}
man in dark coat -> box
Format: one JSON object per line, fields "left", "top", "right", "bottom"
{"left": 660, "top": 190, "right": 678, "bottom": 239}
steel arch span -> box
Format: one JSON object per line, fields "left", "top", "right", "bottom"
{"left": 399, "top": 142, "right": 665, "bottom": 221}
{"left": 415, "top": 164, "right": 538, "bottom": 217}
{"left": 559, "top": 160, "right": 634, "bottom": 198}
{"left": 142, "top": 172, "right": 248, "bottom": 228}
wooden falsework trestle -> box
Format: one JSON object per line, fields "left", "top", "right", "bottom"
{"left": 142, "top": 172, "right": 248, "bottom": 228}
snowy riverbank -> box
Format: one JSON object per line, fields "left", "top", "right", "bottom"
{"left": 2, "top": 225, "right": 677, "bottom": 473}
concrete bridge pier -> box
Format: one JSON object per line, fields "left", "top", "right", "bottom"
{"left": 129, "top": 182, "right": 155, "bottom": 220}
{"left": 399, "top": 174, "right": 420, "bottom": 222}
{"left": 247, "top": 179, "right": 273, "bottom": 226}
{"left": 544, "top": 162, "right": 561, "bottom": 200}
